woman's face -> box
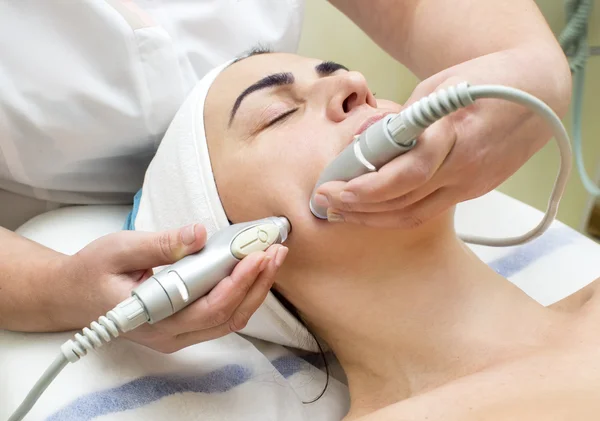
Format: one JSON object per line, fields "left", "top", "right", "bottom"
{"left": 205, "top": 52, "right": 401, "bottom": 238}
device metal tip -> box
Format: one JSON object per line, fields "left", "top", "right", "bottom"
{"left": 273, "top": 216, "right": 291, "bottom": 242}
{"left": 278, "top": 216, "right": 291, "bottom": 233}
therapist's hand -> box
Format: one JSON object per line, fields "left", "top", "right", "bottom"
{"left": 315, "top": 50, "right": 571, "bottom": 229}
{"left": 322, "top": 0, "right": 571, "bottom": 230}
{"left": 52, "top": 224, "right": 287, "bottom": 353}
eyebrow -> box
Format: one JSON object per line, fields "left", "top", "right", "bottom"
{"left": 315, "top": 61, "right": 349, "bottom": 76}
{"left": 228, "top": 61, "right": 349, "bottom": 125}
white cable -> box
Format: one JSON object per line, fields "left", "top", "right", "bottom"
{"left": 7, "top": 296, "right": 148, "bottom": 421}
{"left": 396, "top": 83, "right": 572, "bottom": 247}
{"left": 7, "top": 354, "right": 68, "bottom": 421}
{"left": 461, "top": 85, "right": 572, "bottom": 246}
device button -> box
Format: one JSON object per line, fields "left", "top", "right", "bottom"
{"left": 231, "top": 224, "right": 280, "bottom": 258}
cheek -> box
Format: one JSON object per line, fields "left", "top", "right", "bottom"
{"left": 281, "top": 124, "right": 337, "bottom": 183}
{"left": 213, "top": 119, "right": 342, "bottom": 224}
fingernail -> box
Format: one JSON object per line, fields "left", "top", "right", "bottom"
{"left": 274, "top": 246, "right": 289, "bottom": 268}
{"left": 259, "top": 255, "right": 272, "bottom": 271}
{"left": 340, "top": 191, "right": 358, "bottom": 203}
{"left": 182, "top": 224, "right": 197, "bottom": 245}
{"left": 327, "top": 210, "right": 344, "bottom": 223}
{"left": 314, "top": 193, "right": 329, "bottom": 208}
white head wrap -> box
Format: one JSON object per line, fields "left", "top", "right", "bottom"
{"left": 134, "top": 60, "right": 316, "bottom": 351}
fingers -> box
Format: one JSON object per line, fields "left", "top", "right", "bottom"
{"left": 317, "top": 179, "right": 440, "bottom": 216}
{"left": 106, "top": 224, "right": 207, "bottom": 272}
{"left": 316, "top": 117, "right": 455, "bottom": 215}
{"left": 160, "top": 249, "right": 269, "bottom": 333}
{"left": 159, "top": 245, "right": 287, "bottom": 335}
{"left": 225, "top": 245, "right": 288, "bottom": 332}
{"left": 315, "top": 77, "right": 471, "bottom": 216}
{"left": 174, "top": 246, "right": 288, "bottom": 348}
{"left": 169, "top": 324, "right": 236, "bottom": 350}
{"left": 327, "top": 187, "right": 457, "bottom": 229}
{"left": 343, "top": 117, "right": 456, "bottom": 204}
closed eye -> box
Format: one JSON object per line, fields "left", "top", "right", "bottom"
{"left": 265, "top": 108, "right": 299, "bottom": 128}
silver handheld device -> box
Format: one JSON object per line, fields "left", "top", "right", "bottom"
{"left": 130, "top": 216, "right": 291, "bottom": 325}
{"left": 309, "top": 83, "right": 478, "bottom": 220}
{"left": 7, "top": 217, "right": 292, "bottom": 421}
{"left": 308, "top": 82, "right": 573, "bottom": 247}
{"left": 309, "top": 113, "right": 420, "bottom": 219}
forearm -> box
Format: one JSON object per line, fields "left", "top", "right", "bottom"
{"left": 0, "top": 227, "right": 69, "bottom": 331}
{"left": 330, "top": 0, "right": 571, "bottom": 112}
{"left": 329, "top": 0, "right": 563, "bottom": 76}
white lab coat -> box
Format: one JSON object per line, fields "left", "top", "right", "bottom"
{"left": 0, "top": 0, "right": 304, "bottom": 228}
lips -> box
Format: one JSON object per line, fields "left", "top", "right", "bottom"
{"left": 354, "top": 112, "right": 394, "bottom": 137}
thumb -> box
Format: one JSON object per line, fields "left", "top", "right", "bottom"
{"left": 107, "top": 224, "right": 208, "bottom": 272}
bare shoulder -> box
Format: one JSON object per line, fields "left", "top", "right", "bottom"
{"left": 356, "top": 342, "right": 600, "bottom": 421}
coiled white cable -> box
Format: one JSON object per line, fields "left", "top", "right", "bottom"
{"left": 7, "top": 317, "right": 119, "bottom": 421}
{"left": 7, "top": 355, "right": 68, "bottom": 421}
{"left": 392, "top": 82, "right": 475, "bottom": 135}
{"left": 8, "top": 297, "right": 148, "bottom": 421}
{"left": 388, "top": 82, "right": 571, "bottom": 247}
{"left": 461, "top": 85, "right": 572, "bottom": 246}
{"left": 61, "top": 315, "right": 121, "bottom": 362}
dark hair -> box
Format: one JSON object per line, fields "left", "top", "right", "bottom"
{"left": 232, "top": 44, "right": 274, "bottom": 64}
{"left": 270, "top": 288, "right": 330, "bottom": 404}
{"left": 227, "top": 217, "right": 330, "bottom": 401}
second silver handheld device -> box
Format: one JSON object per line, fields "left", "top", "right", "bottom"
{"left": 309, "top": 113, "right": 420, "bottom": 219}
{"left": 308, "top": 81, "right": 574, "bottom": 248}
{"left": 115, "top": 216, "right": 291, "bottom": 328}
{"left": 309, "top": 83, "right": 479, "bottom": 220}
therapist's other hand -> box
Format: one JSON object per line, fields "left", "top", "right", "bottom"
{"left": 316, "top": 64, "right": 570, "bottom": 229}
{"left": 315, "top": 97, "right": 459, "bottom": 229}
{"left": 53, "top": 224, "right": 287, "bottom": 353}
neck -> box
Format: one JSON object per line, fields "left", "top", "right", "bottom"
{"left": 278, "top": 217, "right": 563, "bottom": 419}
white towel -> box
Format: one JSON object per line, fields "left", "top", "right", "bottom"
{"left": 133, "top": 60, "right": 316, "bottom": 352}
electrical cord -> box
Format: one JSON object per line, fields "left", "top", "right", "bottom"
{"left": 7, "top": 355, "right": 68, "bottom": 421}
{"left": 381, "top": 82, "right": 572, "bottom": 246}
{"left": 463, "top": 85, "right": 572, "bottom": 246}
{"left": 8, "top": 296, "right": 148, "bottom": 421}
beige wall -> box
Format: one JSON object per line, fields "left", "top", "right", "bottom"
{"left": 297, "top": 1, "right": 416, "bottom": 103}
{"left": 298, "top": 0, "right": 600, "bottom": 231}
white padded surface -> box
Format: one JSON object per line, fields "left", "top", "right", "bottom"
{"left": 15, "top": 205, "right": 131, "bottom": 255}
{"left": 457, "top": 191, "right": 600, "bottom": 304}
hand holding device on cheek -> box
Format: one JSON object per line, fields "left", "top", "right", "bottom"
{"left": 310, "top": 82, "right": 573, "bottom": 247}
{"left": 8, "top": 216, "right": 291, "bottom": 421}
{"left": 122, "top": 216, "right": 290, "bottom": 327}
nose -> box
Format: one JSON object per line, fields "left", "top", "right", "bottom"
{"left": 321, "top": 71, "right": 377, "bottom": 122}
